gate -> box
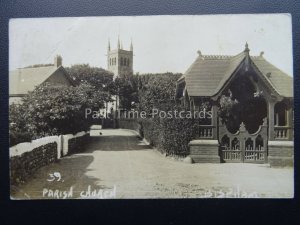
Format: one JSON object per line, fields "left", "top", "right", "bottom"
{"left": 219, "top": 118, "right": 268, "bottom": 163}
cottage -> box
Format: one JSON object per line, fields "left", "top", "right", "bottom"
{"left": 176, "top": 44, "right": 293, "bottom": 166}
{"left": 9, "top": 55, "right": 74, "bottom": 104}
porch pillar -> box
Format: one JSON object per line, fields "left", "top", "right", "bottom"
{"left": 212, "top": 104, "right": 218, "bottom": 139}
{"left": 190, "top": 98, "right": 194, "bottom": 114}
{"left": 287, "top": 105, "right": 293, "bottom": 141}
{"left": 268, "top": 101, "right": 275, "bottom": 141}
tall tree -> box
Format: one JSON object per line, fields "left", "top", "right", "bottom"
{"left": 65, "top": 64, "right": 115, "bottom": 99}
{"left": 114, "top": 75, "right": 139, "bottom": 110}
{"left": 137, "top": 73, "right": 182, "bottom": 114}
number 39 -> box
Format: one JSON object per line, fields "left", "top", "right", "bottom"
{"left": 47, "top": 172, "right": 62, "bottom": 182}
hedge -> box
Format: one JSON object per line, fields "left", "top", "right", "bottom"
{"left": 120, "top": 117, "right": 197, "bottom": 157}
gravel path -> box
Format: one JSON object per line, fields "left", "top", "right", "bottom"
{"left": 11, "top": 129, "right": 293, "bottom": 199}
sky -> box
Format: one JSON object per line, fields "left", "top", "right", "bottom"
{"left": 9, "top": 14, "right": 293, "bottom": 76}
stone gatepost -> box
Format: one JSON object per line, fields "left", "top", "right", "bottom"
{"left": 268, "top": 141, "right": 294, "bottom": 167}
{"left": 188, "top": 139, "right": 221, "bottom": 163}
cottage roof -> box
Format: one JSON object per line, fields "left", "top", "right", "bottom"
{"left": 179, "top": 48, "right": 293, "bottom": 98}
{"left": 9, "top": 65, "right": 71, "bottom": 95}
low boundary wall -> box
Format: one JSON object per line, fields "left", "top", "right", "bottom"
{"left": 10, "top": 131, "right": 89, "bottom": 185}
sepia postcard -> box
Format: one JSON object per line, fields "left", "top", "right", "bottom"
{"left": 9, "top": 14, "right": 294, "bottom": 199}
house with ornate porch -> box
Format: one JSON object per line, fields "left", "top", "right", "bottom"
{"left": 176, "top": 44, "right": 293, "bottom": 166}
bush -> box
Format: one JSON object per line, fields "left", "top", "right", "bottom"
{"left": 9, "top": 131, "right": 33, "bottom": 147}
{"left": 139, "top": 118, "right": 160, "bottom": 147}
{"left": 137, "top": 73, "right": 182, "bottom": 113}
{"left": 9, "top": 82, "right": 109, "bottom": 145}
{"left": 158, "top": 117, "right": 196, "bottom": 156}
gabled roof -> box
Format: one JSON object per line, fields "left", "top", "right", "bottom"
{"left": 180, "top": 52, "right": 245, "bottom": 97}
{"left": 251, "top": 57, "right": 293, "bottom": 97}
{"left": 9, "top": 65, "right": 71, "bottom": 95}
{"left": 179, "top": 47, "right": 293, "bottom": 98}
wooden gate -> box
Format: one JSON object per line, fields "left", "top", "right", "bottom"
{"left": 219, "top": 118, "right": 268, "bottom": 163}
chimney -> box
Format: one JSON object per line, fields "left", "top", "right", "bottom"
{"left": 54, "top": 55, "right": 62, "bottom": 68}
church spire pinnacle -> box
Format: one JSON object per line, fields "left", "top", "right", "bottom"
{"left": 117, "top": 36, "right": 120, "bottom": 49}
{"left": 244, "top": 42, "right": 250, "bottom": 53}
{"left": 130, "top": 38, "right": 133, "bottom": 51}
{"left": 244, "top": 42, "right": 250, "bottom": 71}
{"left": 108, "top": 38, "right": 111, "bottom": 52}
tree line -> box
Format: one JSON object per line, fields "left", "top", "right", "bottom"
{"left": 9, "top": 64, "right": 182, "bottom": 146}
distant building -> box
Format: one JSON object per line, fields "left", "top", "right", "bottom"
{"left": 9, "top": 55, "right": 74, "bottom": 104}
{"left": 107, "top": 37, "right": 133, "bottom": 78}
{"left": 104, "top": 37, "right": 134, "bottom": 122}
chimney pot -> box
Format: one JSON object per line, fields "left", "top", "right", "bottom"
{"left": 54, "top": 55, "right": 62, "bottom": 68}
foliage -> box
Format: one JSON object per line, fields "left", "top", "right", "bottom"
{"left": 114, "top": 75, "right": 139, "bottom": 110}
{"left": 10, "top": 64, "right": 115, "bottom": 146}
{"left": 122, "top": 72, "right": 196, "bottom": 156}
{"left": 65, "top": 64, "right": 114, "bottom": 97}
{"left": 218, "top": 94, "right": 239, "bottom": 123}
{"left": 112, "top": 72, "right": 181, "bottom": 112}
{"left": 9, "top": 83, "right": 109, "bottom": 145}
{"left": 9, "top": 103, "right": 34, "bottom": 146}
{"left": 136, "top": 73, "right": 182, "bottom": 113}
{"left": 121, "top": 115, "right": 197, "bottom": 156}
{"left": 158, "top": 117, "right": 197, "bottom": 156}
{"left": 9, "top": 131, "right": 33, "bottom": 147}
{"left": 138, "top": 117, "right": 160, "bottom": 147}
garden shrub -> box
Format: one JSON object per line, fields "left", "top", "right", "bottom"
{"left": 9, "top": 131, "right": 33, "bottom": 147}
{"left": 158, "top": 117, "right": 197, "bottom": 156}
{"left": 139, "top": 118, "right": 160, "bottom": 147}
{"left": 9, "top": 82, "right": 109, "bottom": 146}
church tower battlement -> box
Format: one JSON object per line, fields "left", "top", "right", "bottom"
{"left": 107, "top": 37, "right": 133, "bottom": 78}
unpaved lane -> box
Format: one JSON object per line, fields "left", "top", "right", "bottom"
{"left": 11, "top": 129, "right": 293, "bottom": 199}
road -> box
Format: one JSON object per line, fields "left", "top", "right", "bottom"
{"left": 11, "top": 129, "right": 293, "bottom": 199}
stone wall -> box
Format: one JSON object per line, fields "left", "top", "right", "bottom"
{"left": 10, "top": 142, "right": 57, "bottom": 185}
{"left": 61, "top": 132, "right": 89, "bottom": 156}
{"left": 10, "top": 131, "right": 89, "bottom": 186}
{"left": 268, "top": 141, "right": 294, "bottom": 167}
{"left": 67, "top": 133, "right": 89, "bottom": 155}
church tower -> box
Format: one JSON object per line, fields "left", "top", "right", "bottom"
{"left": 107, "top": 37, "right": 133, "bottom": 78}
